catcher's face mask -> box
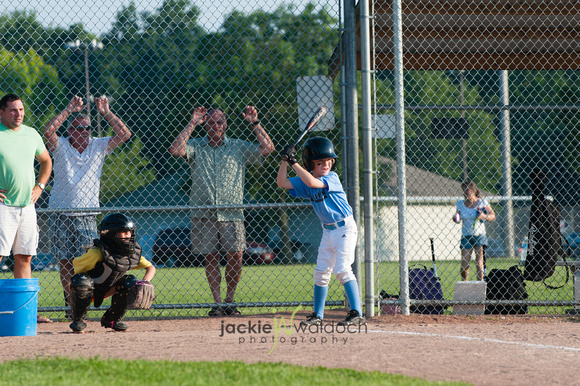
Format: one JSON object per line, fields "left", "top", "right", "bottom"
{"left": 101, "top": 229, "right": 136, "bottom": 256}
{"left": 99, "top": 213, "right": 137, "bottom": 256}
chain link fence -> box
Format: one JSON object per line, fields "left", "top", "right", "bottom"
{"left": 0, "top": 0, "right": 578, "bottom": 320}
{"left": 372, "top": 1, "right": 580, "bottom": 316}
{"left": 1, "top": 0, "right": 346, "bottom": 320}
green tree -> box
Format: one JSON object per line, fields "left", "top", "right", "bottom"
{"left": 100, "top": 0, "right": 205, "bottom": 173}
{"left": 100, "top": 134, "right": 156, "bottom": 203}
{"left": 467, "top": 70, "right": 579, "bottom": 202}
{"left": 374, "top": 70, "right": 502, "bottom": 194}
{"left": 0, "top": 46, "right": 65, "bottom": 127}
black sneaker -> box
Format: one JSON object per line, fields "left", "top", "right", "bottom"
{"left": 337, "top": 310, "right": 366, "bottom": 326}
{"left": 300, "top": 312, "right": 323, "bottom": 326}
{"left": 101, "top": 319, "right": 129, "bottom": 331}
{"left": 224, "top": 303, "right": 241, "bottom": 316}
{"left": 69, "top": 320, "right": 87, "bottom": 332}
{"left": 208, "top": 306, "right": 224, "bottom": 316}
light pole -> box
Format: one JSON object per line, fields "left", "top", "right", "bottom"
{"left": 65, "top": 39, "right": 104, "bottom": 134}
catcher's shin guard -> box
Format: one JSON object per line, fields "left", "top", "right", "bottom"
{"left": 102, "top": 291, "right": 129, "bottom": 323}
{"left": 70, "top": 273, "right": 95, "bottom": 322}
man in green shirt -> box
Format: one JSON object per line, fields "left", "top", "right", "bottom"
{"left": 0, "top": 93, "right": 52, "bottom": 285}
{"left": 170, "top": 105, "right": 274, "bottom": 315}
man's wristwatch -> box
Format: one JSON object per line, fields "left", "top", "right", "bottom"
{"left": 35, "top": 182, "right": 45, "bottom": 190}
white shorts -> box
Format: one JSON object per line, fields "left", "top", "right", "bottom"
{"left": 0, "top": 203, "right": 39, "bottom": 256}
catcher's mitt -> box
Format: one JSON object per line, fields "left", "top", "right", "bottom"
{"left": 127, "top": 280, "right": 155, "bottom": 309}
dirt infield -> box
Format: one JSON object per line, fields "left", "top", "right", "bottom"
{"left": 2, "top": 310, "right": 580, "bottom": 385}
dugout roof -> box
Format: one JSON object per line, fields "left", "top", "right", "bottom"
{"left": 334, "top": 0, "right": 580, "bottom": 71}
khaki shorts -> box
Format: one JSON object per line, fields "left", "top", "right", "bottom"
{"left": 190, "top": 219, "right": 246, "bottom": 255}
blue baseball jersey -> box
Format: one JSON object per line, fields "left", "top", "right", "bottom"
{"left": 289, "top": 171, "right": 353, "bottom": 224}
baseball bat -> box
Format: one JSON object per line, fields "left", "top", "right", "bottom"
{"left": 293, "top": 107, "right": 327, "bottom": 146}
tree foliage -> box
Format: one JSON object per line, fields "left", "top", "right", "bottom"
{"left": 0, "top": 5, "right": 577, "bottom": 205}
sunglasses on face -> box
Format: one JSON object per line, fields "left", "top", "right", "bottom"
{"left": 70, "top": 125, "right": 90, "bottom": 131}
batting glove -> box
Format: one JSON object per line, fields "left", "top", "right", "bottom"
{"left": 281, "top": 152, "right": 297, "bottom": 165}
{"left": 281, "top": 144, "right": 297, "bottom": 165}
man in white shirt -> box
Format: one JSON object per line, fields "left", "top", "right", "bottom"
{"left": 43, "top": 95, "right": 131, "bottom": 317}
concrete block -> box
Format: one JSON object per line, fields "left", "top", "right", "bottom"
{"left": 454, "top": 281, "right": 487, "bottom": 315}
{"left": 574, "top": 271, "right": 580, "bottom": 311}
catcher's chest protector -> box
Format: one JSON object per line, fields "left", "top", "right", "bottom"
{"left": 89, "top": 241, "right": 142, "bottom": 306}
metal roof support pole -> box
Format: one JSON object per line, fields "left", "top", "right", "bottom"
{"left": 392, "top": 0, "right": 410, "bottom": 315}
{"left": 360, "top": 0, "right": 375, "bottom": 318}
{"left": 500, "top": 70, "right": 515, "bottom": 257}
{"left": 344, "top": 0, "right": 362, "bottom": 301}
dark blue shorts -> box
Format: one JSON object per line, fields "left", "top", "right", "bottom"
{"left": 460, "top": 235, "right": 487, "bottom": 249}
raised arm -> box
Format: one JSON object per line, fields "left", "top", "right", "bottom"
{"left": 95, "top": 96, "right": 131, "bottom": 152}
{"left": 242, "top": 105, "right": 275, "bottom": 156}
{"left": 291, "top": 162, "right": 326, "bottom": 189}
{"left": 277, "top": 161, "right": 294, "bottom": 189}
{"left": 43, "top": 96, "right": 84, "bottom": 152}
{"left": 169, "top": 106, "right": 206, "bottom": 158}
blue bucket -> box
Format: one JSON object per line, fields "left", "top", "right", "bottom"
{"left": 0, "top": 278, "right": 40, "bottom": 337}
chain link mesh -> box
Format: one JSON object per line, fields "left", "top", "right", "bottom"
{"left": 373, "top": 1, "right": 579, "bottom": 315}
{"left": 0, "top": 0, "right": 343, "bottom": 320}
{"left": 1, "top": 1, "right": 578, "bottom": 319}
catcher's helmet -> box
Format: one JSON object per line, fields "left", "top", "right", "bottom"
{"left": 99, "top": 213, "right": 137, "bottom": 256}
{"left": 302, "top": 137, "right": 338, "bottom": 171}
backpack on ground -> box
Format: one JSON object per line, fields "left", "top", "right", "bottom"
{"left": 380, "top": 238, "right": 446, "bottom": 315}
{"left": 409, "top": 266, "right": 446, "bottom": 314}
{"left": 409, "top": 238, "right": 446, "bottom": 314}
{"left": 485, "top": 265, "right": 528, "bottom": 314}
{"left": 379, "top": 268, "right": 445, "bottom": 315}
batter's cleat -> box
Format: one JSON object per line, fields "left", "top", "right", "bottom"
{"left": 101, "top": 319, "right": 129, "bottom": 331}
{"left": 69, "top": 320, "right": 87, "bottom": 333}
{"left": 337, "top": 309, "right": 367, "bottom": 326}
{"left": 300, "top": 312, "right": 323, "bottom": 326}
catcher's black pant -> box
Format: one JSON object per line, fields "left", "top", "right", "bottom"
{"left": 70, "top": 273, "right": 129, "bottom": 323}
{"left": 102, "top": 291, "right": 129, "bottom": 323}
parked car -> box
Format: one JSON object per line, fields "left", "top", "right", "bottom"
{"left": 564, "top": 232, "right": 580, "bottom": 259}
{"left": 517, "top": 233, "right": 580, "bottom": 261}
{"left": 31, "top": 253, "right": 58, "bottom": 271}
{"left": 152, "top": 226, "right": 274, "bottom": 267}
{"left": 269, "top": 240, "right": 315, "bottom": 263}
{"left": 484, "top": 238, "right": 505, "bottom": 258}
{"left": 152, "top": 227, "right": 203, "bottom": 267}
{"left": 0, "top": 254, "right": 14, "bottom": 272}
{"left": 244, "top": 241, "right": 275, "bottom": 265}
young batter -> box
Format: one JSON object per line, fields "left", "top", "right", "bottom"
{"left": 277, "top": 137, "right": 365, "bottom": 326}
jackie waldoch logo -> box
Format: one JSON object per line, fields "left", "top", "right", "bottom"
{"left": 218, "top": 305, "right": 367, "bottom": 355}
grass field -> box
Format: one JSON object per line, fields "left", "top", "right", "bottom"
{"left": 0, "top": 358, "right": 467, "bottom": 385}
{"left": 15, "top": 257, "right": 576, "bottom": 320}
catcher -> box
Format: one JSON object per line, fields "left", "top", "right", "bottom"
{"left": 68, "top": 213, "right": 156, "bottom": 333}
